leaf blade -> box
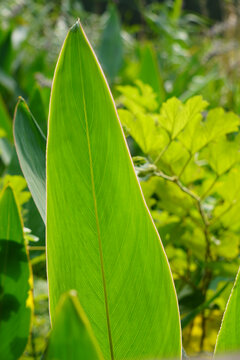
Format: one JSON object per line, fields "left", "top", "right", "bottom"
{"left": 0, "top": 186, "right": 33, "bottom": 360}
{"left": 14, "top": 98, "right": 46, "bottom": 222}
{"left": 47, "top": 21, "right": 181, "bottom": 360}
{"left": 214, "top": 268, "right": 240, "bottom": 355}
{"left": 46, "top": 291, "right": 104, "bottom": 360}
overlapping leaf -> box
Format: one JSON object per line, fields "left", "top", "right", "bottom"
{"left": 0, "top": 186, "right": 33, "bottom": 360}
{"left": 215, "top": 268, "right": 240, "bottom": 355}
{"left": 45, "top": 291, "right": 103, "bottom": 360}
{"left": 14, "top": 98, "right": 46, "bottom": 222}
{"left": 158, "top": 96, "right": 208, "bottom": 140}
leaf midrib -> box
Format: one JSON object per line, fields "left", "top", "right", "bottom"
{"left": 77, "top": 28, "right": 115, "bottom": 360}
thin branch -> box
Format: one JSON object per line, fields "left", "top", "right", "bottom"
{"left": 154, "top": 170, "right": 212, "bottom": 260}
{"left": 155, "top": 170, "right": 200, "bottom": 202}
{"left": 28, "top": 246, "right": 46, "bottom": 251}
{"left": 178, "top": 153, "right": 192, "bottom": 179}
{"left": 201, "top": 174, "right": 219, "bottom": 200}
{"left": 154, "top": 139, "right": 171, "bottom": 164}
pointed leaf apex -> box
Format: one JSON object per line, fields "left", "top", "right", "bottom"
{"left": 70, "top": 19, "right": 81, "bottom": 33}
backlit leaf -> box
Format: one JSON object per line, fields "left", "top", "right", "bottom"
{"left": 180, "top": 107, "right": 239, "bottom": 154}
{"left": 201, "top": 138, "right": 240, "bottom": 176}
{"left": 14, "top": 98, "right": 46, "bottom": 222}
{"left": 158, "top": 96, "right": 208, "bottom": 140}
{"left": 45, "top": 291, "right": 103, "bottom": 360}
{"left": 118, "top": 80, "right": 158, "bottom": 113}
{"left": 215, "top": 267, "right": 240, "bottom": 354}
{"left": 118, "top": 108, "right": 169, "bottom": 155}
{"left": 0, "top": 186, "right": 33, "bottom": 360}
{"left": 47, "top": 21, "right": 181, "bottom": 360}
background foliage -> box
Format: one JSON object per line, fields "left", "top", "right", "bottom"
{"left": 1, "top": 0, "right": 240, "bottom": 358}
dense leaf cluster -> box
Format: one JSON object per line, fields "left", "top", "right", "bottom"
{"left": 118, "top": 81, "right": 240, "bottom": 352}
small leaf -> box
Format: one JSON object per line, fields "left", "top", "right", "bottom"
{"left": 158, "top": 96, "right": 208, "bottom": 140}
{"left": 14, "top": 98, "right": 46, "bottom": 222}
{"left": 0, "top": 175, "right": 31, "bottom": 208}
{"left": 0, "top": 186, "right": 33, "bottom": 360}
{"left": 201, "top": 138, "right": 240, "bottom": 176}
{"left": 214, "top": 267, "right": 240, "bottom": 354}
{"left": 180, "top": 107, "right": 239, "bottom": 154}
{"left": 118, "top": 108, "right": 169, "bottom": 155}
{"left": 45, "top": 291, "right": 103, "bottom": 360}
{"left": 118, "top": 80, "right": 158, "bottom": 113}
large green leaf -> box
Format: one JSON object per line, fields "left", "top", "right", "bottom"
{"left": 214, "top": 267, "right": 240, "bottom": 355}
{"left": 14, "top": 98, "right": 46, "bottom": 222}
{"left": 0, "top": 186, "right": 33, "bottom": 360}
{"left": 45, "top": 291, "right": 103, "bottom": 360}
{"left": 47, "top": 21, "right": 181, "bottom": 360}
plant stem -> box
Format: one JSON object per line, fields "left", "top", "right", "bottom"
{"left": 28, "top": 246, "right": 46, "bottom": 251}
{"left": 154, "top": 139, "right": 171, "bottom": 164}
{"left": 178, "top": 153, "right": 192, "bottom": 179}
{"left": 201, "top": 174, "right": 219, "bottom": 200}
{"left": 154, "top": 170, "right": 212, "bottom": 261}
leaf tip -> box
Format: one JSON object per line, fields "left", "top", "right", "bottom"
{"left": 70, "top": 19, "right": 81, "bottom": 33}
{"left": 14, "top": 96, "right": 29, "bottom": 117}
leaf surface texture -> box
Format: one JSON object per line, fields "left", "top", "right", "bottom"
{"left": 47, "top": 21, "right": 181, "bottom": 360}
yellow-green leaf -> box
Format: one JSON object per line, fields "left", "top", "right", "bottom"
{"left": 46, "top": 291, "right": 104, "bottom": 360}
{"left": 47, "top": 21, "right": 181, "bottom": 360}
{"left": 215, "top": 268, "right": 240, "bottom": 354}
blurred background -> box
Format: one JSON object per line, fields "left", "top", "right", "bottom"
{"left": 1, "top": 0, "right": 240, "bottom": 116}
{"left": 1, "top": 0, "right": 240, "bottom": 358}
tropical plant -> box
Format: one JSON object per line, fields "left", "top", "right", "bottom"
{"left": 1, "top": 17, "right": 240, "bottom": 360}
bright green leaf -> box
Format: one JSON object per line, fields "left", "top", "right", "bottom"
{"left": 211, "top": 232, "right": 239, "bottom": 260}
{"left": 118, "top": 108, "right": 169, "bottom": 155}
{"left": 216, "top": 167, "right": 240, "bottom": 202}
{"left": 117, "top": 80, "right": 158, "bottom": 113}
{"left": 0, "top": 186, "right": 33, "bottom": 360}
{"left": 171, "top": 0, "right": 183, "bottom": 21}
{"left": 45, "top": 291, "right": 103, "bottom": 360}
{"left": 47, "top": 21, "right": 181, "bottom": 360}
{"left": 180, "top": 107, "right": 239, "bottom": 154}
{"left": 201, "top": 138, "right": 240, "bottom": 176}
{"left": 158, "top": 96, "right": 208, "bottom": 140}
{"left": 215, "top": 267, "right": 240, "bottom": 354}
{"left": 14, "top": 98, "right": 46, "bottom": 222}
